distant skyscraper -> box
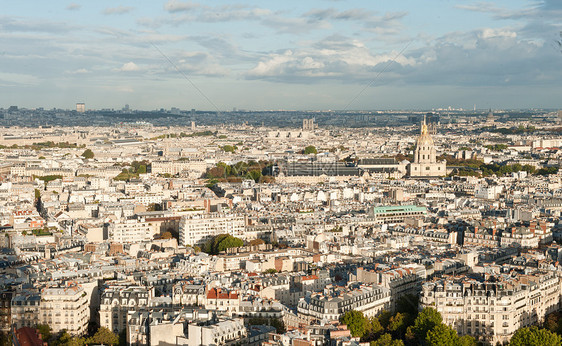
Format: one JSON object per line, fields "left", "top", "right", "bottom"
{"left": 76, "top": 103, "right": 85, "bottom": 113}
{"left": 191, "top": 121, "right": 196, "bottom": 131}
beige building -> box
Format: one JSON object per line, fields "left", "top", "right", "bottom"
{"left": 408, "top": 117, "right": 446, "bottom": 177}
{"left": 99, "top": 286, "right": 151, "bottom": 334}
{"left": 40, "top": 285, "right": 90, "bottom": 335}
{"left": 420, "top": 272, "right": 561, "bottom": 345}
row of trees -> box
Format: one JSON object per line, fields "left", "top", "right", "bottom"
{"left": 113, "top": 160, "right": 149, "bottom": 181}
{"left": 339, "top": 301, "right": 477, "bottom": 346}
{"left": 204, "top": 160, "right": 275, "bottom": 183}
{"left": 340, "top": 305, "right": 562, "bottom": 345}
{"left": 37, "top": 325, "right": 122, "bottom": 346}
{"left": 201, "top": 234, "right": 244, "bottom": 255}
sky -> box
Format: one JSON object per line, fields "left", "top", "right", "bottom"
{"left": 1, "top": 0, "right": 561, "bottom": 111}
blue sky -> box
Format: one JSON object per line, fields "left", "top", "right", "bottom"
{"left": 1, "top": 0, "right": 561, "bottom": 110}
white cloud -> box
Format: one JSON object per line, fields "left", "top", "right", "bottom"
{"left": 480, "top": 28, "right": 517, "bottom": 39}
{"left": 102, "top": 6, "right": 134, "bottom": 15}
{"left": 118, "top": 62, "right": 141, "bottom": 72}
{"left": 164, "top": 1, "right": 199, "bottom": 13}
{"left": 65, "top": 68, "right": 90, "bottom": 74}
{"left": 246, "top": 36, "right": 417, "bottom": 81}
{"left": 0, "top": 72, "right": 40, "bottom": 85}
{"left": 66, "top": 3, "right": 81, "bottom": 11}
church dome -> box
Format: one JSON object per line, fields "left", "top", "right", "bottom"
{"left": 416, "top": 122, "right": 434, "bottom": 147}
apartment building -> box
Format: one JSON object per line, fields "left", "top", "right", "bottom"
{"left": 179, "top": 213, "right": 246, "bottom": 246}
{"left": 420, "top": 272, "right": 561, "bottom": 345}
{"left": 99, "top": 286, "right": 151, "bottom": 334}
{"left": 106, "top": 217, "right": 156, "bottom": 243}
{"left": 297, "top": 284, "right": 390, "bottom": 324}
{"left": 40, "top": 285, "right": 89, "bottom": 335}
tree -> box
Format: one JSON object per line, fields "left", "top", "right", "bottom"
{"left": 203, "top": 234, "right": 244, "bottom": 254}
{"left": 264, "top": 268, "right": 277, "bottom": 274}
{"left": 37, "top": 324, "right": 52, "bottom": 341}
{"left": 160, "top": 231, "right": 173, "bottom": 239}
{"left": 304, "top": 145, "right": 317, "bottom": 155}
{"left": 387, "top": 312, "right": 409, "bottom": 338}
{"left": 85, "top": 327, "right": 119, "bottom": 346}
{"left": 249, "top": 238, "right": 265, "bottom": 246}
{"left": 55, "top": 331, "right": 85, "bottom": 346}
{"left": 510, "top": 326, "right": 562, "bottom": 346}
{"left": 217, "top": 236, "right": 243, "bottom": 252}
{"left": 411, "top": 307, "right": 443, "bottom": 342}
{"left": 425, "top": 324, "right": 458, "bottom": 346}
{"left": 457, "top": 335, "right": 477, "bottom": 346}
{"left": 340, "top": 310, "right": 370, "bottom": 338}
{"left": 370, "top": 333, "right": 404, "bottom": 346}
{"left": 81, "top": 149, "right": 94, "bottom": 159}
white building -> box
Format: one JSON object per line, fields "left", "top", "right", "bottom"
{"left": 179, "top": 213, "right": 246, "bottom": 246}
{"left": 106, "top": 217, "right": 156, "bottom": 243}
{"left": 40, "top": 285, "right": 90, "bottom": 335}
{"left": 186, "top": 318, "right": 247, "bottom": 346}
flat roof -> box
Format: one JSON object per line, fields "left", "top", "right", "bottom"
{"left": 373, "top": 205, "right": 427, "bottom": 213}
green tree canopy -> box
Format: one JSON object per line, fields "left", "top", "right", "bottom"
{"left": 55, "top": 331, "right": 85, "bottom": 346}
{"left": 411, "top": 307, "right": 443, "bottom": 342}
{"left": 370, "top": 333, "right": 404, "bottom": 346}
{"left": 304, "top": 145, "right": 317, "bottom": 154}
{"left": 510, "top": 326, "right": 562, "bottom": 346}
{"left": 340, "top": 310, "right": 370, "bottom": 338}
{"left": 37, "top": 324, "right": 51, "bottom": 341}
{"left": 81, "top": 149, "right": 94, "bottom": 159}
{"left": 203, "top": 234, "right": 244, "bottom": 254}
{"left": 425, "top": 324, "right": 458, "bottom": 346}
{"left": 85, "top": 327, "right": 119, "bottom": 346}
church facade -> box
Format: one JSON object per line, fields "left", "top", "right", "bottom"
{"left": 408, "top": 117, "right": 446, "bottom": 177}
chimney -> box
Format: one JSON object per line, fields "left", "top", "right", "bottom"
{"left": 511, "top": 227, "right": 515, "bottom": 236}
{"left": 530, "top": 221, "right": 536, "bottom": 236}
{"left": 474, "top": 226, "right": 478, "bottom": 234}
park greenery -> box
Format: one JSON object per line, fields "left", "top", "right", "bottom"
{"left": 303, "top": 145, "right": 318, "bottom": 154}
{"left": 0, "top": 141, "right": 85, "bottom": 150}
{"left": 34, "top": 175, "right": 63, "bottom": 183}
{"left": 113, "top": 160, "right": 149, "bottom": 181}
{"left": 221, "top": 144, "right": 237, "bottom": 153}
{"left": 202, "top": 234, "right": 244, "bottom": 255}
{"left": 484, "top": 144, "right": 508, "bottom": 151}
{"left": 81, "top": 149, "right": 94, "bottom": 159}
{"left": 204, "top": 160, "right": 275, "bottom": 184}
{"left": 37, "top": 325, "right": 121, "bottom": 346}
{"left": 338, "top": 298, "right": 477, "bottom": 346}
{"left": 151, "top": 130, "right": 216, "bottom": 140}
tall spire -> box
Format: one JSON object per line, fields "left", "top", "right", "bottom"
{"left": 421, "top": 114, "right": 428, "bottom": 135}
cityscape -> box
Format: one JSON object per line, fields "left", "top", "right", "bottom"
{"left": 3, "top": 1, "right": 562, "bottom": 346}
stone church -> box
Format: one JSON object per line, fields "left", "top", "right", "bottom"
{"left": 408, "top": 116, "right": 446, "bottom": 177}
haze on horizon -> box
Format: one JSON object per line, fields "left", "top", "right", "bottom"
{"left": 1, "top": 0, "right": 561, "bottom": 111}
